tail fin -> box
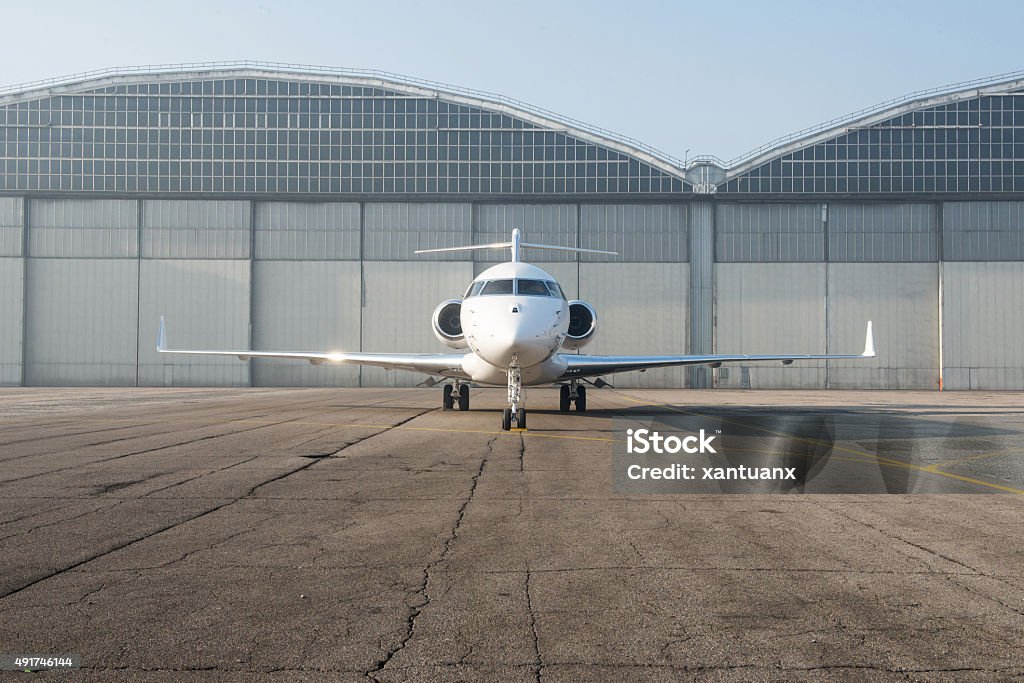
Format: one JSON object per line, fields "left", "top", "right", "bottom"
{"left": 157, "top": 316, "right": 167, "bottom": 352}
{"left": 415, "top": 228, "right": 617, "bottom": 262}
{"left": 862, "top": 320, "right": 875, "bottom": 357}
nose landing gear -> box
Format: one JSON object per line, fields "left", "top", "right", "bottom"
{"left": 442, "top": 381, "right": 470, "bottom": 411}
{"left": 502, "top": 359, "right": 526, "bottom": 430}
{"left": 559, "top": 381, "right": 587, "bottom": 412}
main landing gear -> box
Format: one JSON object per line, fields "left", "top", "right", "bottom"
{"left": 501, "top": 359, "right": 526, "bottom": 431}
{"left": 442, "top": 381, "right": 469, "bottom": 411}
{"left": 559, "top": 381, "right": 586, "bottom": 412}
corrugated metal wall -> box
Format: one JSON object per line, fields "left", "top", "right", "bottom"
{"left": 1, "top": 195, "right": 1021, "bottom": 390}
{"left": 717, "top": 203, "right": 823, "bottom": 262}
{"left": 0, "top": 197, "right": 23, "bottom": 257}
{"left": 943, "top": 201, "right": 1024, "bottom": 261}
{"left": 29, "top": 199, "right": 137, "bottom": 258}
{"left": 142, "top": 200, "right": 250, "bottom": 259}
{"left": 474, "top": 204, "right": 577, "bottom": 263}
{"left": 364, "top": 202, "right": 472, "bottom": 260}
{"left": 0, "top": 258, "right": 23, "bottom": 384}
{"left": 361, "top": 261, "right": 474, "bottom": 386}
{"left": 688, "top": 202, "right": 714, "bottom": 388}
{"left": 715, "top": 263, "right": 827, "bottom": 388}
{"left": 827, "top": 263, "right": 938, "bottom": 389}
{"left": 942, "top": 262, "right": 1024, "bottom": 389}
{"left": 137, "top": 259, "right": 251, "bottom": 386}
{"left": 579, "top": 262, "right": 689, "bottom": 387}
{"left": 828, "top": 203, "right": 938, "bottom": 262}
{"left": 579, "top": 204, "right": 687, "bottom": 262}
{"left": 252, "top": 261, "right": 361, "bottom": 386}
{"left": 25, "top": 259, "right": 139, "bottom": 385}
{"left": 254, "top": 201, "right": 360, "bottom": 260}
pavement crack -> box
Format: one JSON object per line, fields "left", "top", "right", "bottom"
{"left": 0, "top": 409, "right": 432, "bottom": 602}
{"left": 525, "top": 568, "right": 543, "bottom": 682}
{"left": 0, "top": 499, "right": 128, "bottom": 543}
{"left": 365, "top": 446, "right": 487, "bottom": 680}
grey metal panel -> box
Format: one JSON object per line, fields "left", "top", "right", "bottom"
{"left": 827, "top": 263, "right": 938, "bottom": 389}
{"left": 943, "top": 201, "right": 1024, "bottom": 261}
{"left": 361, "top": 261, "right": 474, "bottom": 386}
{"left": 714, "top": 263, "right": 826, "bottom": 389}
{"left": 579, "top": 204, "right": 687, "bottom": 262}
{"left": 137, "top": 259, "right": 251, "bottom": 386}
{"left": 828, "top": 203, "right": 937, "bottom": 262}
{"left": 254, "top": 202, "right": 360, "bottom": 260}
{"left": 251, "top": 261, "right": 361, "bottom": 386}
{"left": 579, "top": 262, "right": 688, "bottom": 388}
{"left": 716, "top": 203, "right": 824, "bottom": 262}
{"left": 942, "top": 262, "right": 1024, "bottom": 389}
{"left": 0, "top": 258, "right": 23, "bottom": 384}
{"left": 0, "top": 197, "right": 23, "bottom": 257}
{"left": 474, "top": 204, "right": 577, "bottom": 263}
{"left": 29, "top": 198, "right": 138, "bottom": 258}
{"left": 142, "top": 200, "right": 250, "bottom": 259}
{"left": 364, "top": 202, "right": 472, "bottom": 260}
{"left": 688, "top": 201, "right": 714, "bottom": 388}
{"left": 25, "top": 258, "right": 138, "bottom": 385}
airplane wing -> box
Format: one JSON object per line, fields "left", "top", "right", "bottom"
{"left": 156, "top": 317, "right": 470, "bottom": 378}
{"left": 560, "top": 322, "right": 875, "bottom": 379}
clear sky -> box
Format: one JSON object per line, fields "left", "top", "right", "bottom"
{"left": 3, "top": 0, "right": 1022, "bottom": 163}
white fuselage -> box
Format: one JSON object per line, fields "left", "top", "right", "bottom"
{"left": 458, "top": 261, "right": 571, "bottom": 385}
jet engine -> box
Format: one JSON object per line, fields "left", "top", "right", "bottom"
{"left": 562, "top": 300, "right": 597, "bottom": 350}
{"left": 432, "top": 299, "right": 468, "bottom": 349}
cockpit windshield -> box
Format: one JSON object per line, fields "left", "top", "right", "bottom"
{"left": 464, "top": 278, "right": 567, "bottom": 298}
{"left": 545, "top": 281, "right": 566, "bottom": 300}
{"left": 516, "top": 279, "right": 550, "bottom": 296}
{"left": 480, "top": 279, "right": 514, "bottom": 295}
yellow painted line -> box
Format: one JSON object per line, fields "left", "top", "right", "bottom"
{"left": 929, "top": 448, "right": 1018, "bottom": 469}
{"left": 612, "top": 391, "right": 1024, "bottom": 495}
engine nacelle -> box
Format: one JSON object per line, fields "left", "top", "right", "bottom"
{"left": 562, "top": 300, "right": 597, "bottom": 350}
{"left": 432, "top": 299, "right": 468, "bottom": 349}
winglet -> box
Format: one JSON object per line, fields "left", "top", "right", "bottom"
{"left": 862, "top": 320, "right": 875, "bottom": 357}
{"left": 157, "top": 316, "right": 167, "bottom": 352}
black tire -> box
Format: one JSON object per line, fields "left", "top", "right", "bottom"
{"left": 502, "top": 408, "right": 512, "bottom": 431}
{"left": 458, "top": 389, "right": 469, "bottom": 411}
{"left": 576, "top": 385, "right": 587, "bottom": 412}
{"left": 442, "top": 385, "right": 453, "bottom": 410}
{"left": 559, "top": 385, "right": 571, "bottom": 412}
{"left": 517, "top": 408, "right": 527, "bottom": 429}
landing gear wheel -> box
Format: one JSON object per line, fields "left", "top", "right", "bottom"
{"left": 517, "top": 408, "right": 527, "bottom": 429}
{"left": 458, "top": 390, "right": 469, "bottom": 411}
{"left": 576, "top": 385, "right": 587, "bottom": 412}
{"left": 442, "top": 384, "right": 454, "bottom": 410}
{"left": 502, "top": 408, "right": 512, "bottom": 431}
{"left": 559, "top": 385, "right": 571, "bottom": 412}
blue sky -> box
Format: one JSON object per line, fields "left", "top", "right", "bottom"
{"left": 4, "top": 0, "right": 1022, "bottom": 161}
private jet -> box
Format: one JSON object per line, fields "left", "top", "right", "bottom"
{"left": 158, "top": 229, "right": 875, "bottom": 430}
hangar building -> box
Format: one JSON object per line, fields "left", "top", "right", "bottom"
{"left": 1, "top": 62, "right": 1022, "bottom": 389}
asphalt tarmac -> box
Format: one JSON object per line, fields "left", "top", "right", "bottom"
{"left": 0, "top": 387, "right": 1022, "bottom": 681}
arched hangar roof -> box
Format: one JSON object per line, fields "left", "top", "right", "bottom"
{"left": 0, "top": 61, "right": 689, "bottom": 196}
{"left": 709, "top": 71, "right": 1024, "bottom": 195}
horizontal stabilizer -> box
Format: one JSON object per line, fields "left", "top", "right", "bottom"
{"left": 415, "top": 228, "right": 616, "bottom": 262}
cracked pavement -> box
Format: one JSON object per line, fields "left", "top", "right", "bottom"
{"left": 0, "top": 387, "right": 1023, "bottom": 681}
